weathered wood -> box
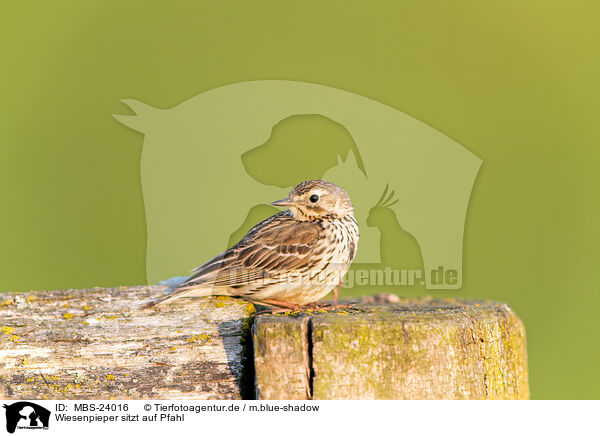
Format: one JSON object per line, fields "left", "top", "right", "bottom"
{"left": 253, "top": 298, "right": 529, "bottom": 400}
{"left": 0, "top": 286, "right": 256, "bottom": 399}
{"left": 2, "top": 288, "right": 528, "bottom": 400}
{"left": 252, "top": 315, "right": 311, "bottom": 399}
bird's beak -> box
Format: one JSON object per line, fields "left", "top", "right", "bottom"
{"left": 271, "top": 197, "right": 295, "bottom": 207}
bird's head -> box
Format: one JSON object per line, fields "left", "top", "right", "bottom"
{"left": 272, "top": 180, "right": 354, "bottom": 221}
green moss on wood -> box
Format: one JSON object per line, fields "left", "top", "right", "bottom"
{"left": 254, "top": 299, "right": 528, "bottom": 400}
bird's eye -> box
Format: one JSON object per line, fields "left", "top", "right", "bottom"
{"left": 309, "top": 194, "right": 319, "bottom": 203}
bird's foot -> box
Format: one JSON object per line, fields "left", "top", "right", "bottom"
{"left": 248, "top": 300, "right": 354, "bottom": 315}
{"left": 303, "top": 301, "right": 355, "bottom": 311}
{"left": 252, "top": 299, "right": 306, "bottom": 314}
{"left": 251, "top": 299, "right": 356, "bottom": 315}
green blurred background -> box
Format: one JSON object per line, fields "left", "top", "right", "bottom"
{"left": 1, "top": 1, "right": 598, "bottom": 399}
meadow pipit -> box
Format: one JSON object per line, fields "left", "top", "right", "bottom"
{"left": 143, "top": 180, "right": 359, "bottom": 310}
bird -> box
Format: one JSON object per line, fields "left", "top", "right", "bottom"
{"left": 142, "top": 180, "right": 359, "bottom": 310}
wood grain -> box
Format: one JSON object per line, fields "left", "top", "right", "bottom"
{"left": 252, "top": 314, "right": 311, "bottom": 399}
{"left": 1, "top": 288, "right": 528, "bottom": 400}
{"left": 253, "top": 298, "right": 529, "bottom": 399}
{"left": 0, "top": 286, "right": 255, "bottom": 399}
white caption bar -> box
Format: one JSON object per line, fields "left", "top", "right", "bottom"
{"left": 1, "top": 400, "right": 596, "bottom": 436}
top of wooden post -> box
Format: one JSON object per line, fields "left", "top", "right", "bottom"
{"left": 0, "top": 287, "right": 528, "bottom": 400}
{"left": 253, "top": 297, "right": 529, "bottom": 399}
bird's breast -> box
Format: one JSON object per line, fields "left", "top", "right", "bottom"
{"left": 321, "top": 216, "right": 360, "bottom": 267}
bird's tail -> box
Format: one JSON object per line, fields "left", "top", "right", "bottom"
{"left": 139, "top": 286, "right": 213, "bottom": 310}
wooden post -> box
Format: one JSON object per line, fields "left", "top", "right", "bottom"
{"left": 253, "top": 299, "right": 529, "bottom": 400}
{"left": 1, "top": 288, "right": 528, "bottom": 400}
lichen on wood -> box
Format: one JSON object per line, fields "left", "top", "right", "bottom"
{"left": 1, "top": 287, "right": 528, "bottom": 400}
{"left": 0, "top": 286, "right": 256, "bottom": 399}
{"left": 252, "top": 315, "right": 311, "bottom": 400}
{"left": 253, "top": 298, "right": 528, "bottom": 400}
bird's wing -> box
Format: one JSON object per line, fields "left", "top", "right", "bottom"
{"left": 176, "top": 211, "right": 324, "bottom": 290}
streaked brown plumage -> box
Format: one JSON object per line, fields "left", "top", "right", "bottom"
{"left": 143, "top": 180, "right": 359, "bottom": 309}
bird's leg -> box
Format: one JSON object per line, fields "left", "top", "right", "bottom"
{"left": 251, "top": 296, "right": 355, "bottom": 315}
{"left": 330, "top": 276, "right": 344, "bottom": 305}
{"left": 307, "top": 278, "right": 355, "bottom": 311}
{"left": 256, "top": 299, "right": 306, "bottom": 311}
{"left": 254, "top": 299, "right": 355, "bottom": 314}
{"left": 303, "top": 301, "right": 354, "bottom": 311}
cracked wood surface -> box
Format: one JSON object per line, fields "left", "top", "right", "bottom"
{"left": 1, "top": 287, "right": 528, "bottom": 400}
{"left": 253, "top": 298, "right": 529, "bottom": 400}
{"left": 252, "top": 315, "right": 312, "bottom": 400}
{"left": 0, "top": 286, "right": 255, "bottom": 400}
